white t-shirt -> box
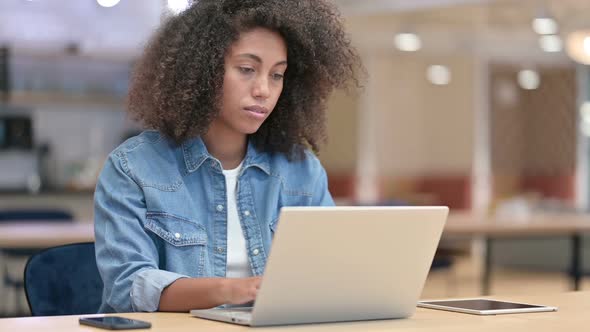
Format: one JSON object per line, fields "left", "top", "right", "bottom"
{"left": 222, "top": 162, "right": 252, "bottom": 278}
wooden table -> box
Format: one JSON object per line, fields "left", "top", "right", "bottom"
{"left": 0, "top": 291, "right": 586, "bottom": 331}
{"left": 0, "top": 222, "right": 94, "bottom": 248}
{"left": 444, "top": 213, "right": 590, "bottom": 294}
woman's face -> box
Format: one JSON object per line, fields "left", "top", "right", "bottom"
{"left": 215, "top": 27, "right": 287, "bottom": 136}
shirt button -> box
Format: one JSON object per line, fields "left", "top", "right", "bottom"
{"left": 217, "top": 247, "right": 224, "bottom": 253}
{"left": 252, "top": 248, "right": 260, "bottom": 256}
{"left": 174, "top": 233, "right": 181, "bottom": 239}
{"left": 243, "top": 210, "right": 250, "bottom": 216}
{"left": 216, "top": 204, "right": 224, "bottom": 212}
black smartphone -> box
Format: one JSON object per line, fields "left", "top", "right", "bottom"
{"left": 79, "top": 316, "right": 151, "bottom": 330}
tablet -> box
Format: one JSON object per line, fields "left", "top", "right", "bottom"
{"left": 418, "top": 298, "right": 558, "bottom": 315}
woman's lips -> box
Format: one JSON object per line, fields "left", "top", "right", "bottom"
{"left": 244, "top": 105, "right": 269, "bottom": 114}
{"left": 244, "top": 106, "right": 268, "bottom": 119}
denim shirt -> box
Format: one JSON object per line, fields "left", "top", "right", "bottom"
{"left": 94, "top": 131, "right": 334, "bottom": 313}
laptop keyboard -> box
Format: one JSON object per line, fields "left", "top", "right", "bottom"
{"left": 220, "top": 308, "right": 253, "bottom": 320}
{"left": 225, "top": 307, "right": 252, "bottom": 312}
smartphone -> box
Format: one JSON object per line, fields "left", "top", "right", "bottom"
{"left": 79, "top": 316, "right": 151, "bottom": 330}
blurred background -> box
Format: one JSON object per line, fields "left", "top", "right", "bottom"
{"left": 1, "top": 0, "right": 590, "bottom": 317}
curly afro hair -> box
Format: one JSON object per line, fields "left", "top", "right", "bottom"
{"left": 127, "top": 0, "right": 362, "bottom": 159}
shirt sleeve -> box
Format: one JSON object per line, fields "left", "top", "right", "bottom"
{"left": 130, "top": 269, "right": 188, "bottom": 312}
{"left": 94, "top": 151, "right": 188, "bottom": 312}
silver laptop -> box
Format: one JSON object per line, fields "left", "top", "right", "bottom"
{"left": 190, "top": 206, "right": 449, "bottom": 326}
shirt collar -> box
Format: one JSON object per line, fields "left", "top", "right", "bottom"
{"left": 181, "top": 136, "right": 271, "bottom": 175}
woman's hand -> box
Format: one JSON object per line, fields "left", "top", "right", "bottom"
{"left": 221, "top": 276, "right": 263, "bottom": 305}
{"left": 159, "top": 276, "right": 263, "bottom": 311}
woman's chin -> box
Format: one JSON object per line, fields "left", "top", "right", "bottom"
{"left": 240, "top": 124, "right": 264, "bottom": 135}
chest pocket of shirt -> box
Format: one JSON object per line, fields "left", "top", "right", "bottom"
{"left": 144, "top": 212, "right": 208, "bottom": 276}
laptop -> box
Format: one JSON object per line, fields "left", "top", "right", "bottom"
{"left": 190, "top": 206, "right": 449, "bottom": 326}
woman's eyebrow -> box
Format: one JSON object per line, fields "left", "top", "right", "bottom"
{"left": 236, "top": 53, "right": 287, "bottom": 66}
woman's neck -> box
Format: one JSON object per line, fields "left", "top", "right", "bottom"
{"left": 202, "top": 126, "right": 247, "bottom": 170}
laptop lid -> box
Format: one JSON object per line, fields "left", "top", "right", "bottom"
{"left": 247, "top": 206, "right": 449, "bottom": 326}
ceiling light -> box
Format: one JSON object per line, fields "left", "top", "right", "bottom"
{"left": 394, "top": 33, "right": 421, "bottom": 52}
{"left": 517, "top": 70, "right": 540, "bottom": 90}
{"left": 581, "top": 121, "right": 590, "bottom": 137}
{"left": 580, "top": 102, "right": 590, "bottom": 124}
{"left": 566, "top": 30, "right": 590, "bottom": 65}
{"left": 584, "top": 37, "right": 590, "bottom": 55}
{"left": 96, "top": 0, "right": 120, "bottom": 8}
{"left": 168, "top": 0, "right": 190, "bottom": 15}
{"left": 426, "top": 65, "right": 451, "bottom": 86}
{"left": 538, "top": 35, "right": 562, "bottom": 53}
{"left": 532, "top": 17, "right": 558, "bottom": 35}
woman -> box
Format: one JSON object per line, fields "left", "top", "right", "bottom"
{"left": 94, "top": 0, "right": 361, "bottom": 313}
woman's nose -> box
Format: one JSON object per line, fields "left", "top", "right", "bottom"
{"left": 252, "top": 76, "right": 270, "bottom": 99}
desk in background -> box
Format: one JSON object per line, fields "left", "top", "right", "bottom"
{"left": 0, "top": 291, "right": 586, "bottom": 331}
{"left": 1, "top": 213, "right": 589, "bottom": 295}
{"left": 445, "top": 213, "right": 590, "bottom": 294}
{"left": 0, "top": 222, "right": 94, "bottom": 249}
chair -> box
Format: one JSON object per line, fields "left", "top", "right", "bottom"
{"left": 431, "top": 251, "right": 454, "bottom": 269}
{"left": 0, "top": 209, "right": 73, "bottom": 222}
{"left": 24, "top": 242, "right": 103, "bottom": 316}
{"left": 0, "top": 209, "right": 74, "bottom": 315}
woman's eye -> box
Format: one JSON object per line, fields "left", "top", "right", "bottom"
{"left": 272, "top": 73, "right": 284, "bottom": 81}
{"left": 238, "top": 67, "right": 255, "bottom": 74}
